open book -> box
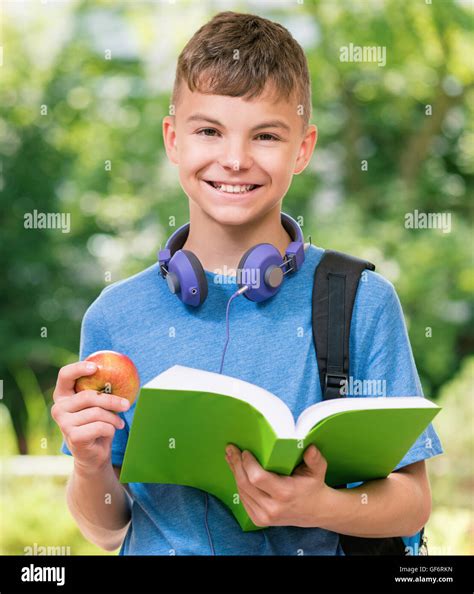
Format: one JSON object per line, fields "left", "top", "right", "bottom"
{"left": 120, "top": 365, "right": 441, "bottom": 532}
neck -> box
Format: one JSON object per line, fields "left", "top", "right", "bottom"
{"left": 181, "top": 203, "right": 293, "bottom": 274}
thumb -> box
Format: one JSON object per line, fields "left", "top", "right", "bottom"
{"left": 304, "top": 445, "right": 327, "bottom": 474}
{"left": 53, "top": 360, "right": 98, "bottom": 401}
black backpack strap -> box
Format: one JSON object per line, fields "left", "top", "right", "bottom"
{"left": 311, "top": 250, "right": 421, "bottom": 556}
{"left": 339, "top": 534, "right": 407, "bottom": 555}
{"left": 312, "top": 250, "right": 375, "bottom": 400}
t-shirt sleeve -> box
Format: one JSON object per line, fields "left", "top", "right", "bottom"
{"left": 353, "top": 279, "right": 444, "bottom": 472}
{"left": 59, "top": 295, "right": 128, "bottom": 467}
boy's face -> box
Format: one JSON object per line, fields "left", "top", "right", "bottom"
{"left": 163, "top": 82, "right": 317, "bottom": 227}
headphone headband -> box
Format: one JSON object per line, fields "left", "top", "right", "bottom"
{"left": 160, "top": 212, "right": 303, "bottom": 262}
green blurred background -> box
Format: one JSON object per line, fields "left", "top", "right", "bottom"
{"left": 1, "top": 0, "right": 472, "bottom": 555}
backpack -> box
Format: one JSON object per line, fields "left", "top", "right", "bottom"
{"left": 311, "top": 249, "right": 428, "bottom": 555}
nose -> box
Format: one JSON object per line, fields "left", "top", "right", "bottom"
{"left": 217, "top": 137, "right": 254, "bottom": 172}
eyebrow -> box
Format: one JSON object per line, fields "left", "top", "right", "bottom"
{"left": 186, "top": 113, "right": 291, "bottom": 133}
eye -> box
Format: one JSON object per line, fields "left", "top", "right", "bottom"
{"left": 256, "top": 133, "right": 279, "bottom": 141}
{"left": 196, "top": 128, "right": 220, "bottom": 137}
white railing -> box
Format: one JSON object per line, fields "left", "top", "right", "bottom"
{"left": 1, "top": 455, "right": 74, "bottom": 477}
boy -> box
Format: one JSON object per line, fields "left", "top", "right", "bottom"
{"left": 53, "top": 11, "right": 443, "bottom": 555}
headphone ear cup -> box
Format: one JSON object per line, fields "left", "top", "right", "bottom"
{"left": 180, "top": 249, "right": 208, "bottom": 306}
{"left": 237, "top": 243, "right": 283, "bottom": 303}
{"left": 237, "top": 246, "right": 257, "bottom": 300}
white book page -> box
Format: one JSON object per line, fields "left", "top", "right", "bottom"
{"left": 295, "top": 396, "right": 438, "bottom": 439}
{"left": 144, "top": 365, "right": 296, "bottom": 438}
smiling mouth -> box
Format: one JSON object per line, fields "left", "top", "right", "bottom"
{"left": 204, "top": 180, "right": 262, "bottom": 194}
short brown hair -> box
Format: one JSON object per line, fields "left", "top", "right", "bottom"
{"left": 171, "top": 11, "right": 312, "bottom": 130}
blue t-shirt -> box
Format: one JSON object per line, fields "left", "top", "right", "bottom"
{"left": 61, "top": 244, "right": 443, "bottom": 555}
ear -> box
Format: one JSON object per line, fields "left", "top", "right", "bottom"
{"left": 162, "top": 115, "right": 179, "bottom": 166}
{"left": 294, "top": 123, "right": 318, "bottom": 175}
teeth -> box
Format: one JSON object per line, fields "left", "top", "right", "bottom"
{"left": 210, "top": 182, "right": 257, "bottom": 193}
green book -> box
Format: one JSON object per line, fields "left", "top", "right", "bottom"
{"left": 120, "top": 365, "right": 441, "bottom": 532}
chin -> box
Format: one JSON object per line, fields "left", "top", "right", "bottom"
{"left": 194, "top": 195, "right": 279, "bottom": 228}
{"left": 204, "top": 204, "right": 261, "bottom": 227}
{"left": 206, "top": 201, "right": 284, "bottom": 229}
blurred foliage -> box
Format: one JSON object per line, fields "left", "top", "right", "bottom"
{"left": 0, "top": 474, "right": 114, "bottom": 556}
{"left": 0, "top": 0, "right": 472, "bottom": 554}
{"left": 427, "top": 356, "right": 474, "bottom": 554}
{"left": 430, "top": 356, "right": 474, "bottom": 510}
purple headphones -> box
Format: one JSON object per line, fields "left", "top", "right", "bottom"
{"left": 158, "top": 212, "right": 305, "bottom": 307}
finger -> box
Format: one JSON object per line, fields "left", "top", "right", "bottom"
{"left": 53, "top": 361, "right": 99, "bottom": 401}
{"left": 60, "top": 390, "right": 130, "bottom": 414}
{"left": 237, "top": 479, "right": 270, "bottom": 516}
{"left": 238, "top": 449, "right": 288, "bottom": 497}
{"left": 228, "top": 449, "right": 271, "bottom": 501}
{"left": 67, "top": 421, "right": 116, "bottom": 445}
{"left": 238, "top": 490, "right": 269, "bottom": 527}
{"left": 68, "top": 407, "right": 126, "bottom": 430}
{"left": 229, "top": 461, "right": 275, "bottom": 527}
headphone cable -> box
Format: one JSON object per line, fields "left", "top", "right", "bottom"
{"left": 219, "top": 285, "right": 248, "bottom": 374}
{"left": 205, "top": 284, "right": 249, "bottom": 556}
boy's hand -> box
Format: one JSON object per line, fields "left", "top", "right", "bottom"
{"left": 225, "top": 444, "right": 331, "bottom": 528}
{"left": 51, "top": 361, "right": 130, "bottom": 475}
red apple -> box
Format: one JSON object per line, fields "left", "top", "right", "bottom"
{"left": 74, "top": 350, "right": 140, "bottom": 405}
